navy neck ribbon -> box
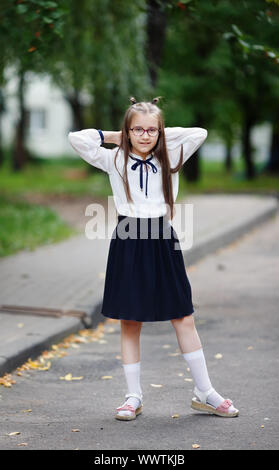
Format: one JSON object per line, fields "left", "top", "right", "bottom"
{"left": 129, "top": 153, "right": 158, "bottom": 198}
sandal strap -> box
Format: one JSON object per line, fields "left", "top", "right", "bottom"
{"left": 194, "top": 386, "right": 215, "bottom": 404}
{"left": 125, "top": 392, "right": 142, "bottom": 402}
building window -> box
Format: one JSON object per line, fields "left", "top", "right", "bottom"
{"left": 27, "top": 108, "right": 46, "bottom": 133}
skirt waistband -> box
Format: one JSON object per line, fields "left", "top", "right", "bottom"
{"left": 117, "top": 214, "right": 166, "bottom": 222}
{"left": 115, "top": 214, "right": 174, "bottom": 239}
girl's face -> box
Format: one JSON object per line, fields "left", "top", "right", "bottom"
{"left": 128, "top": 113, "right": 160, "bottom": 159}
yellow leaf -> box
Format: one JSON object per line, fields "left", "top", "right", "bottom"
{"left": 168, "top": 352, "right": 180, "bottom": 356}
{"left": 60, "top": 373, "right": 83, "bottom": 381}
{"left": 184, "top": 378, "right": 193, "bottom": 382}
{"left": 101, "top": 376, "right": 112, "bottom": 380}
{"left": 150, "top": 384, "right": 163, "bottom": 388}
{"left": 172, "top": 414, "right": 179, "bottom": 418}
{"left": 8, "top": 432, "right": 21, "bottom": 436}
{"left": 192, "top": 444, "right": 200, "bottom": 449}
{"left": 261, "top": 425, "right": 265, "bottom": 428}
{"left": 72, "top": 429, "right": 80, "bottom": 432}
{"left": 60, "top": 373, "right": 73, "bottom": 381}
{"left": 23, "top": 409, "right": 32, "bottom": 413}
{"left": 17, "top": 323, "right": 24, "bottom": 328}
{"left": 17, "top": 443, "right": 28, "bottom": 446}
{"left": 214, "top": 353, "right": 223, "bottom": 359}
{"left": 38, "top": 361, "right": 51, "bottom": 371}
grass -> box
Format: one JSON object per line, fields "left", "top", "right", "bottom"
{"left": 0, "top": 155, "right": 278, "bottom": 257}
{"left": 0, "top": 193, "right": 78, "bottom": 257}
{"left": 0, "top": 157, "right": 112, "bottom": 198}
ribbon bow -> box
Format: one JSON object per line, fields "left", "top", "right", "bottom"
{"left": 129, "top": 154, "right": 158, "bottom": 198}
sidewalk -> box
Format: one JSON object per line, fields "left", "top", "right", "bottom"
{"left": 0, "top": 193, "right": 278, "bottom": 377}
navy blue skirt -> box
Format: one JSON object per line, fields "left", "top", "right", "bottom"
{"left": 100, "top": 215, "right": 194, "bottom": 322}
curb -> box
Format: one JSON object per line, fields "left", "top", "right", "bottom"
{"left": 183, "top": 197, "right": 279, "bottom": 266}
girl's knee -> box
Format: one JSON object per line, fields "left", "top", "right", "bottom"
{"left": 121, "top": 319, "right": 142, "bottom": 329}
{"left": 171, "top": 314, "right": 195, "bottom": 330}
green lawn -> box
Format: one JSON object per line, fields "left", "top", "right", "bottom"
{"left": 0, "top": 193, "right": 78, "bottom": 257}
{"left": 0, "top": 156, "right": 278, "bottom": 257}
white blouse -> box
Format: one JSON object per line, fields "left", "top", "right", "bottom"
{"left": 68, "top": 127, "right": 208, "bottom": 218}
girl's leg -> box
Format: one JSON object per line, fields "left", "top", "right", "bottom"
{"left": 117, "top": 320, "right": 143, "bottom": 417}
{"left": 170, "top": 315, "right": 231, "bottom": 409}
{"left": 121, "top": 319, "right": 142, "bottom": 364}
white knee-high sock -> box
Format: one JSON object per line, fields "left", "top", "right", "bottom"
{"left": 183, "top": 348, "right": 225, "bottom": 408}
{"left": 118, "top": 361, "right": 142, "bottom": 415}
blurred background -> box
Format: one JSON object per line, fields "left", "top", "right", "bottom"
{"left": 1, "top": 0, "right": 279, "bottom": 257}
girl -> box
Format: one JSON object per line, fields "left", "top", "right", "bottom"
{"left": 68, "top": 96, "right": 239, "bottom": 421}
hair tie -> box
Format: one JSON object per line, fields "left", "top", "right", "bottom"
{"left": 152, "top": 96, "right": 162, "bottom": 105}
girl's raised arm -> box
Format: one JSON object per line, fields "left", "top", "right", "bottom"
{"left": 68, "top": 129, "right": 121, "bottom": 174}
{"left": 164, "top": 127, "right": 208, "bottom": 166}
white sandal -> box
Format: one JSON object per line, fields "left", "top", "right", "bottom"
{"left": 115, "top": 392, "right": 143, "bottom": 421}
{"left": 191, "top": 386, "right": 239, "bottom": 418}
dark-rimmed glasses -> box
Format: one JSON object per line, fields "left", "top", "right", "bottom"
{"left": 129, "top": 127, "right": 160, "bottom": 137}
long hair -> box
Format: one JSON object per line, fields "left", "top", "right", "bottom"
{"left": 113, "top": 96, "right": 183, "bottom": 221}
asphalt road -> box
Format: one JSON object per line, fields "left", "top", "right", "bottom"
{"left": 0, "top": 213, "right": 278, "bottom": 451}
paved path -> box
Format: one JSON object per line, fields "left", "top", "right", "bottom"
{"left": 0, "top": 203, "right": 278, "bottom": 450}
{"left": 0, "top": 194, "right": 277, "bottom": 376}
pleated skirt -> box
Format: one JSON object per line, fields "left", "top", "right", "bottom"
{"left": 100, "top": 214, "right": 194, "bottom": 322}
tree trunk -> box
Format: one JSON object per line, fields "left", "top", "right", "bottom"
{"left": 12, "top": 70, "right": 28, "bottom": 171}
{"left": 264, "top": 120, "right": 279, "bottom": 174}
{"left": 66, "top": 89, "right": 85, "bottom": 131}
{"left": 146, "top": 0, "right": 168, "bottom": 88}
{"left": 225, "top": 142, "right": 233, "bottom": 171}
{"left": 242, "top": 114, "right": 255, "bottom": 179}
{"left": 0, "top": 88, "right": 5, "bottom": 167}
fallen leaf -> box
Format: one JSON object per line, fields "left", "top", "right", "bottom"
{"left": 17, "top": 443, "right": 28, "bottom": 446}
{"left": 172, "top": 414, "right": 179, "bottom": 418}
{"left": 261, "top": 425, "right": 265, "bottom": 428}
{"left": 162, "top": 345, "right": 171, "bottom": 349}
{"left": 38, "top": 361, "right": 51, "bottom": 371}
{"left": 17, "top": 323, "right": 24, "bottom": 328}
{"left": 8, "top": 432, "right": 21, "bottom": 436}
{"left": 184, "top": 378, "right": 193, "bottom": 382}
{"left": 247, "top": 346, "right": 254, "bottom": 350}
{"left": 192, "top": 444, "right": 200, "bottom": 449}
{"left": 101, "top": 376, "right": 112, "bottom": 380}
{"left": 0, "top": 374, "right": 16, "bottom": 387}
{"left": 214, "top": 353, "right": 223, "bottom": 359}
{"left": 150, "top": 384, "right": 163, "bottom": 388}
{"left": 22, "top": 409, "right": 32, "bottom": 413}
{"left": 60, "top": 373, "right": 83, "bottom": 381}
{"left": 72, "top": 429, "right": 80, "bottom": 432}
{"left": 168, "top": 352, "right": 180, "bottom": 356}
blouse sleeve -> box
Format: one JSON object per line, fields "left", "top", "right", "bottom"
{"left": 68, "top": 128, "right": 116, "bottom": 175}
{"left": 164, "top": 127, "right": 208, "bottom": 167}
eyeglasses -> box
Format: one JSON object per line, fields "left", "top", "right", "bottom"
{"left": 129, "top": 127, "right": 160, "bottom": 137}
